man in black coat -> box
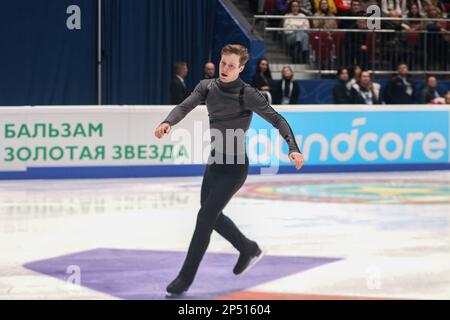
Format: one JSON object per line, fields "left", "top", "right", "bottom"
{"left": 419, "top": 75, "right": 442, "bottom": 104}
{"left": 333, "top": 67, "right": 352, "bottom": 104}
{"left": 383, "top": 63, "right": 416, "bottom": 104}
{"left": 171, "top": 62, "right": 190, "bottom": 104}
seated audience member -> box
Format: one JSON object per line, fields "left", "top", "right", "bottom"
{"left": 273, "top": 66, "right": 301, "bottom": 104}
{"left": 338, "top": 0, "right": 361, "bottom": 29}
{"left": 424, "top": 5, "right": 449, "bottom": 70}
{"left": 313, "top": 0, "right": 338, "bottom": 14}
{"left": 334, "top": 0, "right": 352, "bottom": 14}
{"left": 348, "top": 64, "right": 362, "bottom": 87}
{"left": 424, "top": 0, "right": 447, "bottom": 17}
{"left": 406, "top": 3, "right": 426, "bottom": 29}
{"left": 298, "top": 0, "right": 314, "bottom": 15}
{"left": 350, "top": 70, "right": 381, "bottom": 104}
{"left": 405, "top": 0, "right": 427, "bottom": 17}
{"left": 340, "top": 17, "right": 370, "bottom": 69}
{"left": 445, "top": 91, "right": 450, "bottom": 104}
{"left": 313, "top": 0, "right": 338, "bottom": 29}
{"left": 333, "top": 67, "right": 353, "bottom": 104}
{"left": 381, "top": 0, "right": 408, "bottom": 16}
{"left": 383, "top": 63, "right": 416, "bottom": 104}
{"left": 284, "top": 1, "right": 312, "bottom": 63}
{"left": 359, "top": 0, "right": 379, "bottom": 12}
{"left": 251, "top": 58, "right": 273, "bottom": 92}
{"left": 419, "top": 75, "right": 444, "bottom": 104}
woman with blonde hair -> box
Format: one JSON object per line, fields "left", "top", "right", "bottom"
{"left": 313, "top": 0, "right": 337, "bottom": 15}
{"left": 313, "top": 0, "right": 338, "bottom": 29}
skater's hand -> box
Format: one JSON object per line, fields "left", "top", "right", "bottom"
{"left": 289, "top": 151, "right": 304, "bottom": 170}
{"left": 155, "top": 122, "right": 171, "bottom": 139}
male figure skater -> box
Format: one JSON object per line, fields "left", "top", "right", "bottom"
{"left": 155, "top": 44, "right": 304, "bottom": 296}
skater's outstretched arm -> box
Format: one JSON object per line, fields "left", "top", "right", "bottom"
{"left": 155, "top": 80, "right": 209, "bottom": 139}
{"left": 245, "top": 87, "right": 305, "bottom": 170}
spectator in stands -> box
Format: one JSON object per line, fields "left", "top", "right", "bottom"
{"left": 380, "top": 10, "right": 410, "bottom": 69}
{"left": 298, "top": 0, "right": 314, "bottom": 15}
{"left": 406, "top": 3, "right": 426, "bottom": 29}
{"left": 425, "top": 5, "right": 447, "bottom": 28}
{"left": 424, "top": 5, "right": 449, "bottom": 70}
{"left": 383, "top": 63, "right": 416, "bottom": 104}
{"left": 204, "top": 62, "right": 216, "bottom": 79}
{"left": 424, "top": 0, "right": 447, "bottom": 17}
{"left": 276, "top": 0, "right": 313, "bottom": 15}
{"left": 313, "top": 0, "right": 338, "bottom": 29}
{"left": 340, "top": 17, "right": 370, "bottom": 69}
{"left": 405, "top": 0, "right": 427, "bottom": 17}
{"left": 445, "top": 91, "right": 450, "bottom": 104}
{"left": 381, "top": 0, "right": 408, "bottom": 16}
{"left": 350, "top": 70, "right": 381, "bottom": 104}
{"left": 284, "top": 1, "right": 312, "bottom": 63}
{"left": 333, "top": 67, "right": 353, "bottom": 103}
{"left": 359, "top": 0, "right": 379, "bottom": 12}
{"left": 273, "top": 66, "right": 301, "bottom": 104}
{"left": 270, "top": 0, "right": 294, "bottom": 41}
{"left": 348, "top": 64, "right": 362, "bottom": 87}
{"left": 419, "top": 75, "right": 444, "bottom": 103}
{"left": 251, "top": 58, "right": 273, "bottom": 92}
{"left": 313, "top": 0, "right": 338, "bottom": 14}
{"left": 274, "top": 0, "right": 295, "bottom": 15}
{"left": 171, "top": 62, "right": 190, "bottom": 105}
{"left": 338, "top": 0, "right": 361, "bottom": 29}
{"left": 275, "top": 0, "right": 312, "bottom": 16}
{"left": 335, "top": 0, "right": 353, "bottom": 14}
{"left": 383, "top": 9, "right": 410, "bottom": 29}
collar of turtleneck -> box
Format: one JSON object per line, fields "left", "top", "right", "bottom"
{"left": 217, "top": 77, "right": 244, "bottom": 93}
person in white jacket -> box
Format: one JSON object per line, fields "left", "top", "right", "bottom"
{"left": 283, "top": 1, "right": 311, "bottom": 63}
{"left": 381, "top": 0, "right": 407, "bottom": 16}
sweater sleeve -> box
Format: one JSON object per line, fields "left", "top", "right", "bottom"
{"left": 245, "top": 87, "right": 302, "bottom": 154}
{"left": 161, "top": 80, "right": 208, "bottom": 126}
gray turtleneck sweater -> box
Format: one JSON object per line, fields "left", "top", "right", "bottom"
{"left": 161, "top": 77, "right": 301, "bottom": 157}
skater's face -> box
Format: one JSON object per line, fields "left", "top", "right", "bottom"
{"left": 219, "top": 53, "right": 244, "bottom": 83}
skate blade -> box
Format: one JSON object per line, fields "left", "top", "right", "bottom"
{"left": 238, "top": 249, "right": 265, "bottom": 277}
{"left": 165, "top": 290, "right": 186, "bottom": 299}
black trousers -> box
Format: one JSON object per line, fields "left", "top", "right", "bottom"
{"left": 178, "top": 153, "right": 252, "bottom": 281}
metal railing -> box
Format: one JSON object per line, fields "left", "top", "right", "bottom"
{"left": 253, "top": 14, "right": 450, "bottom": 77}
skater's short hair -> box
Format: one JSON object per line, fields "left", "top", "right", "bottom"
{"left": 221, "top": 44, "right": 250, "bottom": 66}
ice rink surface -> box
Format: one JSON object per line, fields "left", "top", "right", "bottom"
{"left": 1, "top": 170, "right": 449, "bottom": 300}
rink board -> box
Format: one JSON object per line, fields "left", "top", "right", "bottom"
{"left": 0, "top": 105, "right": 449, "bottom": 179}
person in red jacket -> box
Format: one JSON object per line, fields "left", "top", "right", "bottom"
{"left": 335, "top": 0, "right": 352, "bottom": 12}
